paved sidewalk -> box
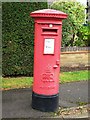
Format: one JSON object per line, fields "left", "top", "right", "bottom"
{"left": 2, "top": 81, "right": 89, "bottom": 119}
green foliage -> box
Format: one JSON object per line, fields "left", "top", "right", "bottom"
{"left": 2, "top": 2, "right": 48, "bottom": 76}
{"left": 50, "top": 0, "right": 85, "bottom": 46}
{"left": 76, "top": 22, "right": 90, "bottom": 46}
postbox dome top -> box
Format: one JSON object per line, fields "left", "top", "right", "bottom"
{"left": 30, "top": 9, "right": 67, "bottom": 19}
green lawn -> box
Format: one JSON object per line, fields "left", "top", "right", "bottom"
{"left": 2, "top": 77, "right": 33, "bottom": 90}
{"left": 60, "top": 70, "right": 90, "bottom": 83}
{"left": 1, "top": 70, "right": 89, "bottom": 90}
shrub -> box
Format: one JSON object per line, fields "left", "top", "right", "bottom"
{"left": 2, "top": 2, "right": 48, "bottom": 76}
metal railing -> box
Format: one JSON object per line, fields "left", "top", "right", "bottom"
{"left": 61, "top": 46, "right": 90, "bottom": 52}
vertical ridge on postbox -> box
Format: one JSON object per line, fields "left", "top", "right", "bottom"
{"left": 30, "top": 9, "right": 67, "bottom": 112}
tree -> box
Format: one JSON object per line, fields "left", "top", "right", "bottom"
{"left": 50, "top": 0, "right": 85, "bottom": 46}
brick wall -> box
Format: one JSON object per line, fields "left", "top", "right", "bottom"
{"left": 60, "top": 51, "right": 90, "bottom": 67}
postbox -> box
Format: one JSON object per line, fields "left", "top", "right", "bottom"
{"left": 30, "top": 9, "right": 67, "bottom": 112}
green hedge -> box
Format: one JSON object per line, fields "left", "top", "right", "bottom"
{"left": 2, "top": 2, "right": 48, "bottom": 76}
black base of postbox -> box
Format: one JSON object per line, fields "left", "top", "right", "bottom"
{"left": 32, "top": 92, "right": 59, "bottom": 112}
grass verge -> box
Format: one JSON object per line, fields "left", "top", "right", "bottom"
{"left": 2, "top": 70, "right": 89, "bottom": 90}
{"left": 2, "top": 77, "right": 33, "bottom": 90}
{"left": 60, "top": 70, "right": 90, "bottom": 83}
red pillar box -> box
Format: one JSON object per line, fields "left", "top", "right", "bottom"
{"left": 30, "top": 9, "right": 67, "bottom": 112}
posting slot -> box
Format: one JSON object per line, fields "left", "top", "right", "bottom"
{"left": 43, "top": 29, "right": 57, "bottom": 34}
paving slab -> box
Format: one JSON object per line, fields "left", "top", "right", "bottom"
{"left": 59, "top": 81, "right": 89, "bottom": 107}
